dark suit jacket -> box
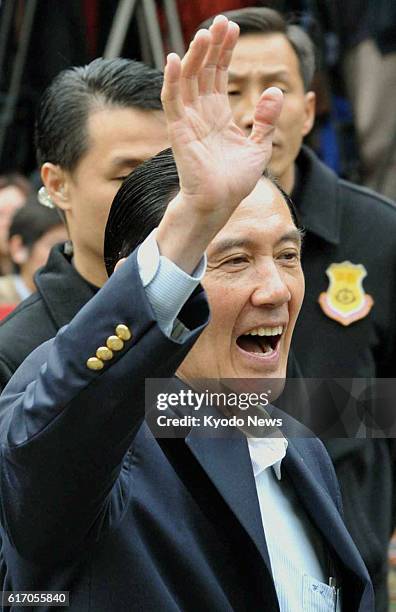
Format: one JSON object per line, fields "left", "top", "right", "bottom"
{"left": 0, "top": 250, "right": 373, "bottom": 611}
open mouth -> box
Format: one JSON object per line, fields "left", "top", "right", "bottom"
{"left": 236, "top": 325, "right": 283, "bottom": 357}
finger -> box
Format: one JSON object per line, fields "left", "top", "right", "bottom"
{"left": 215, "top": 21, "right": 240, "bottom": 94}
{"left": 114, "top": 258, "right": 127, "bottom": 273}
{"left": 180, "top": 29, "right": 211, "bottom": 105}
{"left": 249, "top": 87, "right": 283, "bottom": 145}
{"left": 199, "top": 15, "right": 229, "bottom": 94}
{"left": 161, "top": 53, "right": 184, "bottom": 122}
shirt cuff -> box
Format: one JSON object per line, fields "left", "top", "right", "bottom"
{"left": 137, "top": 229, "right": 206, "bottom": 339}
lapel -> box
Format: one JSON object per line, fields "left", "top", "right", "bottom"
{"left": 164, "top": 380, "right": 371, "bottom": 608}
{"left": 294, "top": 146, "right": 341, "bottom": 245}
{"left": 186, "top": 426, "right": 370, "bottom": 606}
{"left": 185, "top": 426, "right": 273, "bottom": 574}
{"left": 284, "top": 440, "right": 370, "bottom": 596}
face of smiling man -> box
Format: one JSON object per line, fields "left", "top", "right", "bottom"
{"left": 177, "top": 177, "right": 304, "bottom": 382}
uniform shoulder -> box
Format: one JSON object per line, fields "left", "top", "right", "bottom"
{"left": 0, "top": 292, "right": 42, "bottom": 332}
{"left": 338, "top": 179, "right": 396, "bottom": 218}
{"left": 0, "top": 292, "right": 56, "bottom": 374}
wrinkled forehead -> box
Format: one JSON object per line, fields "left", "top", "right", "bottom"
{"left": 229, "top": 32, "right": 302, "bottom": 82}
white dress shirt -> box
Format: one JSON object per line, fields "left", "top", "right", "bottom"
{"left": 137, "top": 230, "right": 341, "bottom": 611}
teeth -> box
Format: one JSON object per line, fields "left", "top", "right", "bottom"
{"left": 246, "top": 325, "right": 283, "bottom": 337}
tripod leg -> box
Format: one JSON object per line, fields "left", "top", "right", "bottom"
{"left": 104, "top": 0, "right": 138, "bottom": 59}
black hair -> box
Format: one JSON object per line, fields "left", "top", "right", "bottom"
{"left": 9, "top": 199, "right": 64, "bottom": 249}
{"left": 104, "top": 148, "right": 300, "bottom": 277}
{"left": 200, "top": 8, "right": 315, "bottom": 91}
{"left": 35, "top": 58, "right": 164, "bottom": 171}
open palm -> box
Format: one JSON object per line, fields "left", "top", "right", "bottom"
{"left": 161, "top": 16, "right": 283, "bottom": 224}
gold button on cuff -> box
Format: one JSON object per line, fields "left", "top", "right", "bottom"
{"left": 106, "top": 335, "right": 124, "bottom": 351}
{"left": 115, "top": 324, "right": 132, "bottom": 341}
{"left": 86, "top": 357, "right": 104, "bottom": 371}
{"left": 96, "top": 346, "right": 113, "bottom": 361}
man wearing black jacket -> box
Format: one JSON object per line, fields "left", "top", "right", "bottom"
{"left": 200, "top": 7, "right": 396, "bottom": 611}
{"left": 0, "top": 57, "right": 168, "bottom": 387}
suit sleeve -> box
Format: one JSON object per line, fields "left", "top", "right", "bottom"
{"left": 0, "top": 249, "right": 209, "bottom": 561}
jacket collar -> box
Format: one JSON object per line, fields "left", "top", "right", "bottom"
{"left": 293, "top": 146, "right": 341, "bottom": 245}
{"left": 185, "top": 431, "right": 274, "bottom": 571}
{"left": 162, "top": 376, "right": 273, "bottom": 572}
{"left": 284, "top": 439, "right": 372, "bottom": 608}
{"left": 184, "top": 414, "right": 371, "bottom": 610}
{"left": 34, "top": 243, "right": 97, "bottom": 329}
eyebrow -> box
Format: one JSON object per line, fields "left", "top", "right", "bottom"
{"left": 209, "top": 229, "right": 303, "bottom": 257}
{"left": 110, "top": 156, "right": 142, "bottom": 168}
{"left": 228, "top": 69, "right": 291, "bottom": 82}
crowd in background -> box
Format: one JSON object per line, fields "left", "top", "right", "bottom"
{"left": 0, "top": 173, "right": 67, "bottom": 317}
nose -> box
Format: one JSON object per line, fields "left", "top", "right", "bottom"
{"left": 250, "top": 261, "right": 291, "bottom": 309}
{"left": 238, "top": 89, "right": 263, "bottom": 134}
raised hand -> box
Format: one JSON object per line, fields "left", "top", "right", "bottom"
{"left": 157, "top": 15, "right": 283, "bottom": 273}
{"left": 161, "top": 15, "right": 282, "bottom": 219}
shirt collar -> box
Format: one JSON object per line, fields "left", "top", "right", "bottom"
{"left": 247, "top": 437, "right": 288, "bottom": 481}
{"left": 12, "top": 275, "right": 32, "bottom": 301}
{"left": 292, "top": 146, "right": 341, "bottom": 245}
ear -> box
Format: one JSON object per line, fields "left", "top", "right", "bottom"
{"left": 114, "top": 257, "right": 127, "bottom": 273}
{"left": 8, "top": 235, "right": 29, "bottom": 266}
{"left": 41, "top": 163, "right": 71, "bottom": 212}
{"left": 301, "top": 91, "right": 316, "bottom": 137}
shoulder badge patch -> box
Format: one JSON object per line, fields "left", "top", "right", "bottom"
{"left": 318, "top": 261, "right": 374, "bottom": 326}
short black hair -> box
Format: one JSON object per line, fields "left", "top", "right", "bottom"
{"left": 104, "top": 148, "right": 300, "bottom": 277}
{"left": 9, "top": 199, "right": 64, "bottom": 249}
{"left": 200, "top": 8, "right": 315, "bottom": 91}
{"left": 35, "top": 58, "right": 164, "bottom": 171}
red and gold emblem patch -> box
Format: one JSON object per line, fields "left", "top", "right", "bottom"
{"left": 318, "top": 261, "right": 374, "bottom": 326}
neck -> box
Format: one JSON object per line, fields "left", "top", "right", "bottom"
{"left": 0, "top": 255, "right": 12, "bottom": 276}
{"left": 20, "top": 268, "right": 36, "bottom": 294}
{"left": 72, "top": 247, "right": 108, "bottom": 288}
{"left": 277, "top": 163, "right": 295, "bottom": 195}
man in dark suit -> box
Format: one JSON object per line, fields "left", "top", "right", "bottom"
{"left": 0, "top": 16, "right": 373, "bottom": 611}
{"left": 198, "top": 8, "right": 396, "bottom": 610}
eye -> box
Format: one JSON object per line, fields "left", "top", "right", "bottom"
{"left": 227, "top": 89, "right": 241, "bottom": 96}
{"left": 112, "top": 176, "right": 128, "bottom": 182}
{"left": 279, "top": 250, "right": 300, "bottom": 264}
{"left": 221, "top": 255, "right": 249, "bottom": 267}
{"left": 272, "top": 83, "right": 289, "bottom": 95}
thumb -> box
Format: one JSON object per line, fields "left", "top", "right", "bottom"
{"left": 114, "top": 257, "right": 127, "bottom": 273}
{"left": 249, "top": 87, "right": 283, "bottom": 145}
